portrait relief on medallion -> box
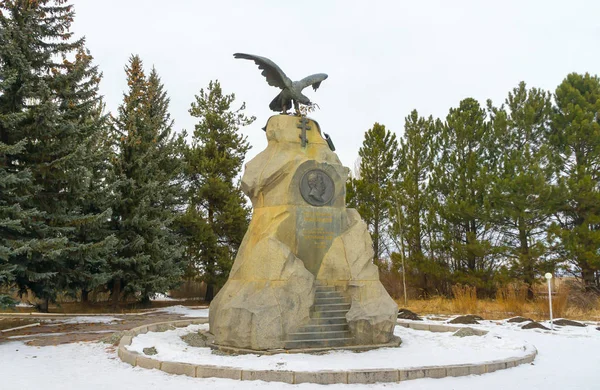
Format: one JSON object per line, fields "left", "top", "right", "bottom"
{"left": 300, "top": 169, "right": 335, "bottom": 206}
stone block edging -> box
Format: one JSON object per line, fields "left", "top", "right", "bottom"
{"left": 396, "top": 319, "right": 489, "bottom": 335}
{"left": 116, "top": 319, "right": 537, "bottom": 384}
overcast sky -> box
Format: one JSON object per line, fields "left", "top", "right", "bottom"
{"left": 71, "top": 0, "right": 600, "bottom": 168}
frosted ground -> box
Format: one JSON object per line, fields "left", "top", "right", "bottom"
{"left": 2, "top": 305, "right": 599, "bottom": 390}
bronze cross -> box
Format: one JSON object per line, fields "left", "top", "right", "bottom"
{"left": 297, "top": 116, "right": 311, "bottom": 148}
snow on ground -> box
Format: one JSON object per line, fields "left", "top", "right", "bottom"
{"left": 2, "top": 310, "right": 599, "bottom": 390}
{"left": 49, "top": 316, "right": 123, "bottom": 325}
{"left": 154, "top": 305, "right": 209, "bottom": 318}
{"left": 151, "top": 294, "right": 203, "bottom": 302}
{"left": 127, "top": 324, "right": 532, "bottom": 371}
{"left": 7, "top": 329, "right": 117, "bottom": 340}
{"left": 151, "top": 293, "right": 176, "bottom": 301}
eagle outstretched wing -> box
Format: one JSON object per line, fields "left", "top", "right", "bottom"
{"left": 233, "top": 53, "right": 292, "bottom": 89}
{"left": 296, "top": 73, "right": 328, "bottom": 91}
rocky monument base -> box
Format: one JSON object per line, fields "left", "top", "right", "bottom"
{"left": 209, "top": 115, "right": 398, "bottom": 351}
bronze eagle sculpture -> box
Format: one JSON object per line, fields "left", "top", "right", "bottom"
{"left": 233, "top": 53, "right": 328, "bottom": 115}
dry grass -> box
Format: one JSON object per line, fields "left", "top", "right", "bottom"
{"left": 451, "top": 284, "right": 478, "bottom": 314}
{"left": 398, "top": 283, "right": 600, "bottom": 321}
{"left": 496, "top": 283, "right": 529, "bottom": 316}
{"left": 533, "top": 286, "right": 570, "bottom": 319}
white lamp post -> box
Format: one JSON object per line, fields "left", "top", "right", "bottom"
{"left": 545, "top": 273, "right": 553, "bottom": 330}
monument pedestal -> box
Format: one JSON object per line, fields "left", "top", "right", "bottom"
{"left": 209, "top": 115, "right": 397, "bottom": 351}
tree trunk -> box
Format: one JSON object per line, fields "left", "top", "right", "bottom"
{"left": 466, "top": 222, "right": 476, "bottom": 271}
{"left": 205, "top": 284, "right": 214, "bottom": 302}
{"left": 518, "top": 218, "right": 535, "bottom": 300}
{"left": 373, "top": 221, "right": 380, "bottom": 265}
{"left": 38, "top": 298, "right": 49, "bottom": 313}
{"left": 140, "top": 294, "right": 151, "bottom": 307}
{"left": 111, "top": 278, "right": 121, "bottom": 309}
{"left": 81, "top": 289, "right": 89, "bottom": 304}
{"left": 421, "top": 272, "right": 429, "bottom": 298}
{"left": 582, "top": 267, "right": 597, "bottom": 292}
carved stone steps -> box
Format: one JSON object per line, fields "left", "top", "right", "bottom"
{"left": 308, "top": 317, "right": 348, "bottom": 325}
{"left": 300, "top": 323, "right": 349, "bottom": 333}
{"left": 311, "top": 309, "right": 350, "bottom": 318}
{"left": 312, "top": 302, "right": 351, "bottom": 311}
{"left": 313, "top": 285, "right": 337, "bottom": 292}
{"left": 314, "top": 296, "right": 347, "bottom": 304}
{"left": 284, "top": 286, "right": 355, "bottom": 349}
{"left": 284, "top": 337, "right": 355, "bottom": 349}
{"left": 287, "top": 330, "right": 352, "bottom": 341}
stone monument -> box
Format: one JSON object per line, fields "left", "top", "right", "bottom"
{"left": 209, "top": 114, "right": 398, "bottom": 351}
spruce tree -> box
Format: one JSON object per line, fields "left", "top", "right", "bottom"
{"left": 140, "top": 67, "right": 187, "bottom": 302}
{"left": 0, "top": 139, "right": 33, "bottom": 308}
{"left": 549, "top": 73, "right": 600, "bottom": 291}
{"left": 182, "top": 80, "right": 253, "bottom": 302}
{"left": 0, "top": 0, "right": 114, "bottom": 310}
{"left": 488, "top": 82, "right": 554, "bottom": 298}
{"left": 110, "top": 56, "right": 187, "bottom": 305}
{"left": 431, "top": 98, "right": 500, "bottom": 294}
{"left": 55, "top": 47, "right": 119, "bottom": 303}
{"left": 348, "top": 123, "right": 399, "bottom": 264}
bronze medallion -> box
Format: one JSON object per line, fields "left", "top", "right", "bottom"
{"left": 300, "top": 169, "right": 335, "bottom": 206}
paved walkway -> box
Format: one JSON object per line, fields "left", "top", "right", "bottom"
{"left": 0, "top": 309, "right": 207, "bottom": 346}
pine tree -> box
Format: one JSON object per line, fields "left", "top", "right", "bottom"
{"left": 395, "top": 110, "right": 443, "bottom": 296}
{"left": 488, "top": 82, "right": 555, "bottom": 298}
{"left": 549, "top": 73, "right": 600, "bottom": 291}
{"left": 348, "top": 123, "right": 399, "bottom": 264}
{"left": 110, "top": 56, "right": 187, "bottom": 305}
{"left": 431, "top": 98, "right": 500, "bottom": 294}
{"left": 182, "top": 80, "right": 253, "bottom": 302}
{"left": 0, "top": 0, "right": 114, "bottom": 310}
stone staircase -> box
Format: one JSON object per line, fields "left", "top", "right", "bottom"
{"left": 284, "top": 285, "right": 354, "bottom": 349}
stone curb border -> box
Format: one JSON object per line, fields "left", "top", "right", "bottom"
{"left": 117, "top": 319, "right": 537, "bottom": 384}
{"left": 395, "top": 320, "right": 491, "bottom": 335}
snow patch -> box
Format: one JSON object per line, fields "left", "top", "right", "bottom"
{"left": 155, "top": 305, "right": 209, "bottom": 318}
{"left": 51, "top": 316, "right": 123, "bottom": 325}
{"left": 151, "top": 293, "right": 176, "bottom": 301}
